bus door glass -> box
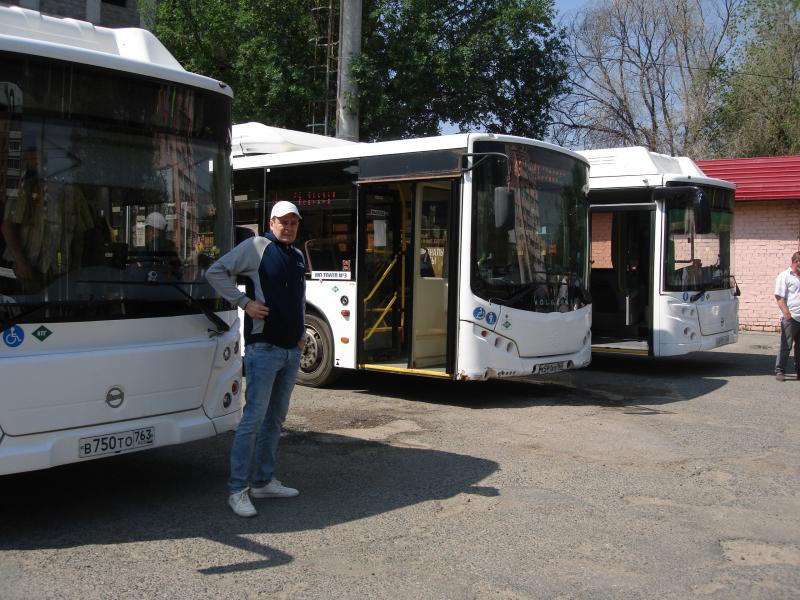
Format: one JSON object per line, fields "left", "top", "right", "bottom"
{"left": 411, "top": 182, "right": 452, "bottom": 370}
{"left": 359, "top": 185, "right": 410, "bottom": 366}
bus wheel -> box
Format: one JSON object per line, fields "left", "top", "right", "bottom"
{"left": 298, "top": 314, "right": 339, "bottom": 387}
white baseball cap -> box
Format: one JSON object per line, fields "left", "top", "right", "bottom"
{"left": 145, "top": 212, "right": 167, "bottom": 231}
{"left": 270, "top": 200, "right": 301, "bottom": 219}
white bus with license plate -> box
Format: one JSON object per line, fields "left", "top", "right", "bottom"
{"left": 0, "top": 7, "right": 242, "bottom": 474}
{"left": 579, "top": 147, "right": 739, "bottom": 356}
{"left": 233, "top": 127, "right": 593, "bottom": 385}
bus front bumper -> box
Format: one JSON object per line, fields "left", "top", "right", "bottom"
{"left": 0, "top": 408, "right": 235, "bottom": 476}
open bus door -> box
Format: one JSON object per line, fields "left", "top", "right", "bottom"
{"left": 590, "top": 204, "right": 655, "bottom": 355}
{"left": 358, "top": 180, "right": 454, "bottom": 377}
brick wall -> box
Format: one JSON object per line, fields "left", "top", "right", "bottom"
{"left": 591, "top": 213, "right": 612, "bottom": 268}
{"left": 734, "top": 200, "right": 800, "bottom": 331}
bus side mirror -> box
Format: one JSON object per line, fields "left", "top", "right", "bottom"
{"left": 693, "top": 189, "right": 712, "bottom": 234}
{"left": 494, "top": 187, "right": 515, "bottom": 230}
{"left": 653, "top": 185, "right": 711, "bottom": 234}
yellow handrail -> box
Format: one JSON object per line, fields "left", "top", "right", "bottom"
{"left": 364, "top": 293, "right": 397, "bottom": 341}
{"left": 363, "top": 254, "right": 398, "bottom": 304}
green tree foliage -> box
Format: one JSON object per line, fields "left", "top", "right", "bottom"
{"left": 144, "top": 0, "right": 567, "bottom": 141}
{"left": 353, "top": 0, "right": 568, "bottom": 140}
{"left": 715, "top": 0, "right": 800, "bottom": 157}
{"left": 143, "top": 0, "right": 318, "bottom": 130}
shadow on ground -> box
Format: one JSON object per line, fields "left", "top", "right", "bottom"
{"left": 0, "top": 431, "right": 497, "bottom": 575}
{"left": 320, "top": 347, "right": 782, "bottom": 411}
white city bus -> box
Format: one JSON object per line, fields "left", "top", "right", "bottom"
{"left": 0, "top": 7, "right": 242, "bottom": 474}
{"left": 233, "top": 127, "right": 593, "bottom": 385}
{"left": 579, "top": 147, "right": 739, "bottom": 356}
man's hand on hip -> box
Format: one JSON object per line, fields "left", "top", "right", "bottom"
{"left": 244, "top": 300, "right": 269, "bottom": 320}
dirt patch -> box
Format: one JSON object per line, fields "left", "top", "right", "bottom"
{"left": 721, "top": 539, "right": 800, "bottom": 566}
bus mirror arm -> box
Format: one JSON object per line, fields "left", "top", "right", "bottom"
{"left": 460, "top": 152, "right": 510, "bottom": 173}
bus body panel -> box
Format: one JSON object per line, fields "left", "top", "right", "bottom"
{"left": 464, "top": 299, "right": 592, "bottom": 357}
{"left": 0, "top": 6, "right": 233, "bottom": 96}
{"left": 0, "top": 314, "right": 243, "bottom": 473}
{"left": 456, "top": 314, "right": 592, "bottom": 380}
{"left": 696, "top": 293, "right": 739, "bottom": 336}
{"left": 0, "top": 315, "right": 242, "bottom": 437}
{"left": 655, "top": 292, "right": 739, "bottom": 356}
{"left": 305, "top": 279, "right": 358, "bottom": 369}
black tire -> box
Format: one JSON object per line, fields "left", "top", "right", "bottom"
{"left": 297, "top": 313, "right": 339, "bottom": 387}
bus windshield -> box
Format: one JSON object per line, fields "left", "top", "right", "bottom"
{"left": 663, "top": 185, "right": 734, "bottom": 293}
{"left": 0, "top": 53, "right": 233, "bottom": 325}
{"left": 471, "top": 141, "right": 589, "bottom": 312}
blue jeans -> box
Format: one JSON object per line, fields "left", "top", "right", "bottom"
{"left": 229, "top": 342, "right": 301, "bottom": 493}
{"left": 775, "top": 317, "right": 800, "bottom": 375}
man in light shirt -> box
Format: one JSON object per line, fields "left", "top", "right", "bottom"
{"left": 774, "top": 251, "right": 800, "bottom": 381}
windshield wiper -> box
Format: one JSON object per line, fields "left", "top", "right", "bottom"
{"left": 77, "top": 279, "right": 230, "bottom": 335}
{"left": 1, "top": 301, "right": 49, "bottom": 331}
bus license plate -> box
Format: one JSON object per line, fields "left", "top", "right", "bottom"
{"left": 536, "top": 362, "right": 563, "bottom": 375}
{"left": 79, "top": 427, "right": 155, "bottom": 458}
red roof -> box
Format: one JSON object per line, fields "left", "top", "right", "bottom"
{"left": 695, "top": 155, "right": 800, "bottom": 201}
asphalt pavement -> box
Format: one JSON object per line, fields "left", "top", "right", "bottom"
{"left": 1, "top": 331, "right": 798, "bottom": 599}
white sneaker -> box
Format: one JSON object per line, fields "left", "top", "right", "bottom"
{"left": 250, "top": 478, "right": 299, "bottom": 498}
{"left": 228, "top": 489, "right": 257, "bottom": 517}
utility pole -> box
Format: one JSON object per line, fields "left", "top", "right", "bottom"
{"left": 336, "top": 0, "right": 361, "bottom": 141}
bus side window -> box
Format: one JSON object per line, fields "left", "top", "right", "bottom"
{"left": 264, "top": 161, "right": 357, "bottom": 278}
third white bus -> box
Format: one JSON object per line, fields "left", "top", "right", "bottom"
{"left": 579, "top": 147, "right": 739, "bottom": 356}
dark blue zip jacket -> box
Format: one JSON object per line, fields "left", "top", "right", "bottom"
{"left": 205, "top": 232, "right": 306, "bottom": 348}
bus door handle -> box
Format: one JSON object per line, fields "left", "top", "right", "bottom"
{"left": 625, "top": 294, "right": 631, "bottom": 326}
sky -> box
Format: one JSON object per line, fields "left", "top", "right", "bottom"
{"left": 553, "top": 0, "right": 588, "bottom": 20}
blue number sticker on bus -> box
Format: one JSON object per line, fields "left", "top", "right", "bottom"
{"left": 3, "top": 325, "right": 24, "bottom": 348}
{"left": 473, "top": 307, "right": 486, "bottom": 320}
{"left": 486, "top": 311, "right": 497, "bottom": 325}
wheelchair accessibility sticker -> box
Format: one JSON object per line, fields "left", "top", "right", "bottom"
{"left": 473, "top": 306, "right": 486, "bottom": 320}
{"left": 3, "top": 325, "right": 24, "bottom": 348}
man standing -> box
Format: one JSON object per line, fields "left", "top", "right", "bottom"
{"left": 206, "top": 200, "right": 306, "bottom": 517}
{"left": 774, "top": 251, "right": 800, "bottom": 382}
